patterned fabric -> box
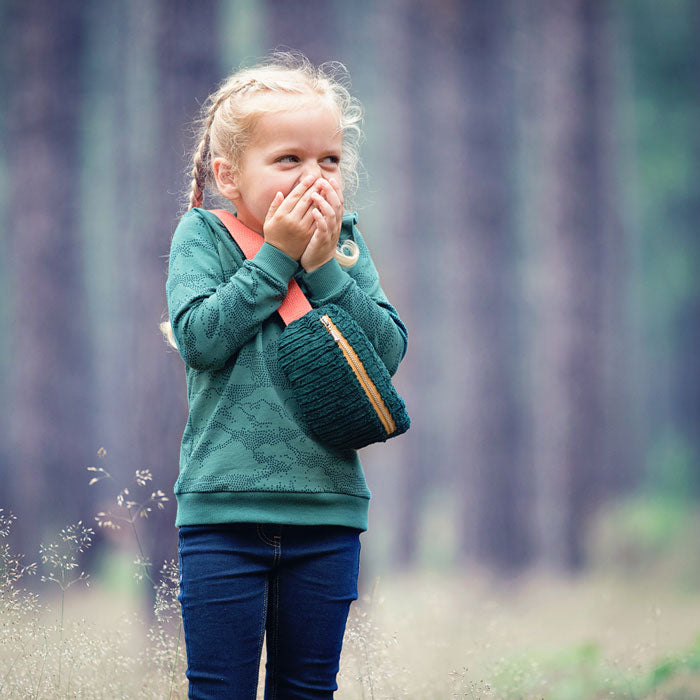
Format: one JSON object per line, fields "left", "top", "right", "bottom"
{"left": 166, "top": 208, "right": 408, "bottom": 530}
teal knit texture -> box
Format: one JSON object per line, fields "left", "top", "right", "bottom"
{"left": 278, "top": 304, "right": 410, "bottom": 449}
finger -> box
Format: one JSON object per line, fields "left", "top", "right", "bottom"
{"left": 328, "top": 177, "right": 345, "bottom": 212}
{"left": 279, "top": 180, "right": 320, "bottom": 226}
{"left": 290, "top": 179, "right": 325, "bottom": 219}
{"left": 277, "top": 175, "right": 317, "bottom": 214}
{"left": 303, "top": 210, "right": 325, "bottom": 243}
{"left": 312, "top": 207, "right": 328, "bottom": 232}
{"left": 310, "top": 191, "right": 335, "bottom": 218}
{"left": 300, "top": 203, "right": 321, "bottom": 231}
{"left": 319, "top": 178, "right": 343, "bottom": 210}
{"left": 311, "top": 193, "right": 341, "bottom": 241}
{"left": 264, "top": 191, "right": 284, "bottom": 222}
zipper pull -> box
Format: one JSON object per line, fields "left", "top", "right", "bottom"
{"left": 320, "top": 315, "right": 342, "bottom": 342}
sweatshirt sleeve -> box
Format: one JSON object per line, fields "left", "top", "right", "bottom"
{"left": 166, "top": 209, "right": 298, "bottom": 371}
{"left": 298, "top": 215, "right": 408, "bottom": 376}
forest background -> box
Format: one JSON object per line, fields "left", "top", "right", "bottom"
{"left": 0, "top": 0, "right": 699, "bottom": 697}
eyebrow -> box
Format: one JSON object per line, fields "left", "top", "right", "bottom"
{"left": 269, "top": 145, "right": 342, "bottom": 157}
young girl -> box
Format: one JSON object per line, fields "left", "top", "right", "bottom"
{"left": 162, "top": 52, "right": 408, "bottom": 699}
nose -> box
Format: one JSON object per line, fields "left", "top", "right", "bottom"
{"left": 301, "top": 161, "right": 322, "bottom": 182}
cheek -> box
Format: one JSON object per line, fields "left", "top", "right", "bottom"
{"left": 254, "top": 186, "right": 282, "bottom": 212}
{"left": 268, "top": 175, "right": 299, "bottom": 201}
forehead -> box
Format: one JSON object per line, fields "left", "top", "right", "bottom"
{"left": 248, "top": 93, "right": 342, "bottom": 147}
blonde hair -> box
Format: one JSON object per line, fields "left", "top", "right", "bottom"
{"left": 161, "top": 51, "right": 364, "bottom": 351}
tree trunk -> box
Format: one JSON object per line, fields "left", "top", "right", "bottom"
{"left": 457, "top": 0, "right": 528, "bottom": 571}
{"left": 265, "top": 0, "right": 338, "bottom": 66}
{"left": 529, "top": 0, "right": 611, "bottom": 570}
{"left": 4, "top": 0, "right": 93, "bottom": 555}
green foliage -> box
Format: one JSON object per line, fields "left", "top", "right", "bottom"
{"left": 646, "top": 430, "right": 699, "bottom": 498}
{"left": 618, "top": 0, "right": 700, "bottom": 509}
{"left": 487, "top": 635, "right": 700, "bottom": 699}
{"left": 586, "top": 492, "right": 700, "bottom": 587}
{"left": 625, "top": 0, "right": 700, "bottom": 324}
{"left": 612, "top": 496, "right": 687, "bottom": 550}
{"left": 638, "top": 634, "right": 700, "bottom": 696}
{"left": 587, "top": 430, "right": 700, "bottom": 577}
{"left": 416, "top": 487, "right": 460, "bottom": 570}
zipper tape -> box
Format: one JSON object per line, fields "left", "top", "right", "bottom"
{"left": 320, "top": 314, "right": 397, "bottom": 436}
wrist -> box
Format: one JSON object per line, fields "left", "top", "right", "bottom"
{"left": 264, "top": 231, "right": 307, "bottom": 261}
{"left": 253, "top": 242, "right": 300, "bottom": 283}
{"left": 263, "top": 223, "right": 305, "bottom": 261}
{"left": 301, "top": 260, "right": 323, "bottom": 274}
{"left": 301, "top": 258, "right": 350, "bottom": 302}
{"left": 268, "top": 240, "right": 301, "bottom": 261}
{"left": 302, "top": 253, "right": 334, "bottom": 274}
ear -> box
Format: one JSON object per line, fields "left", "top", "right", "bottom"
{"left": 212, "top": 157, "right": 239, "bottom": 200}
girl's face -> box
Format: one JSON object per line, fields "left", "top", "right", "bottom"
{"left": 222, "top": 96, "right": 343, "bottom": 234}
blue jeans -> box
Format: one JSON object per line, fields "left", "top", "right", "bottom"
{"left": 177, "top": 522, "right": 362, "bottom": 699}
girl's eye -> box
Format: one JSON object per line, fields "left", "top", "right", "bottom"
{"left": 278, "top": 155, "right": 299, "bottom": 163}
{"left": 322, "top": 156, "right": 340, "bottom": 165}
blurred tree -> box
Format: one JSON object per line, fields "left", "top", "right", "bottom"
{"left": 80, "top": 1, "right": 125, "bottom": 492}
{"left": 448, "top": 0, "right": 527, "bottom": 571}
{"left": 367, "top": 0, "right": 527, "bottom": 571}
{"left": 3, "top": 0, "right": 95, "bottom": 555}
{"left": 684, "top": 0, "right": 700, "bottom": 492}
{"left": 528, "top": 0, "right": 616, "bottom": 569}
{"left": 219, "top": 0, "right": 267, "bottom": 74}
{"left": 621, "top": 0, "right": 700, "bottom": 499}
{"left": 0, "top": 0, "right": 11, "bottom": 515}
{"left": 265, "top": 0, "right": 337, "bottom": 66}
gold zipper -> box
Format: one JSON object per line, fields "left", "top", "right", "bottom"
{"left": 320, "top": 315, "right": 396, "bottom": 436}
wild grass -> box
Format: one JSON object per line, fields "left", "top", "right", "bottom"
{"left": 335, "top": 568, "right": 700, "bottom": 699}
{"left": 0, "top": 448, "right": 186, "bottom": 698}
{"left": 2, "top": 450, "right": 700, "bottom": 698}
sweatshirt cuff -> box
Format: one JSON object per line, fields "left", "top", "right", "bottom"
{"left": 250, "top": 242, "right": 299, "bottom": 286}
{"left": 301, "top": 258, "right": 351, "bottom": 301}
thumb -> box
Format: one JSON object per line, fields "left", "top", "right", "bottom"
{"left": 265, "top": 191, "right": 284, "bottom": 221}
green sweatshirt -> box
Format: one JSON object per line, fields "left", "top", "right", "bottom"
{"left": 165, "top": 208, "right": 408, "bottom": 531}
